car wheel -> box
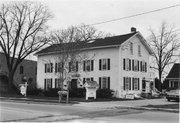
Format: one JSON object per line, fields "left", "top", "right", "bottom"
{"left": 167, "top": 99, "right": 170, "bottom": 101}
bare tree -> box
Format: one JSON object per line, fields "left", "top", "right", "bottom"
{"left": 0, "top": 1, "right": 52, "bottom": 89}
{"left": 148, "top": 22, "right": 180, "bottom": 83}
{"left": 50, "top": 24, "right": 111, "bottom": 102}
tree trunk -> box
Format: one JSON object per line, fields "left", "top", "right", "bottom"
{"left": 158, "top": 70, "right": 162, "bottom": 92}
{"left": 8, "top": 71, "right": 15, "bottom": 92}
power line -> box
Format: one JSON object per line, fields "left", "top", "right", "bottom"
{"left": 89, "top": 4, "right": 180, "bottom": 26}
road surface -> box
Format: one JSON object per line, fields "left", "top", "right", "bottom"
{"left": 0, "top": 101, "right": 179, "bottom": 122}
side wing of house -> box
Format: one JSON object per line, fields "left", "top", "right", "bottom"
{"left": 118, "top": 34, "right": 151, "bottom": 97}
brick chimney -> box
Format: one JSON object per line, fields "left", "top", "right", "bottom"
{"left": 131, "top": 27, "right": 136, "bottom": 33}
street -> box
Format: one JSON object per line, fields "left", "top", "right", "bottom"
{"left": 0, "top": 100, "right": 179, "bottom": 122}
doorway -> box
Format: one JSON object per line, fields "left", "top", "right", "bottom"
{"left": 70, "top": 79, "right": 77, "bottom": 90}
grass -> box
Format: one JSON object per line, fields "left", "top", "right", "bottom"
{"left": 0, "top": 92, "right": 144, "bottom": 103}
{"left": 143, "top": 104, "right": 179, "bottom": 109}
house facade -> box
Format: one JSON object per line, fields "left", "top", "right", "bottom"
{"left": 165, "top": 63, "right": 180, "bottom": 90}
{"left": 0, "top": 52, "right": 37, "bottom": 92}
{"left": 36, "top": 29, "right": 153, "bottom": 98}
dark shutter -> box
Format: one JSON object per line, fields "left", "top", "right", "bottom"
{"left": 55, "top": 63, "right": 57, "bottom": 73}
{"left": 83, "top": 78, "right": 86, "bottom": 84}
{"left": 137, "top": 61, "right": 139, "bottom": 71}
{"left": 91, "top": 77, "right": 93, "bottom": 81}
{"left": 132, "top": 60, "right": 134, "bottom": 71}
{"left": 69, "top": 62, "right": 71, "bottom": 72}
{"left": 108, "top": 59, "right": 110, "bottom": 70}
{"left": 44, "top": 79, "right": 47, "bottom": 90}
{"left": 129, "top": 59, "right": 131, "bottom": 70}
{"left": 50, "top": 63, "right": 53, "bottom": 73}
{"left": 108, "top": 77, "right": 110, "bottom": 89}
{"left": 140, "top": 61, "right": 142, "bottom": 72}
{"left": 145, "top": 62, "right": 147, "bottom": 72}
{"left": 55, "top": 79, "right": 57, "bottom": 88}
{"left": 138, "top": 78, "right": 140, "bottom": 90}
{"left": 76, "top": 61, "right": 78, "bottom": 72}
{"left": 51, "top": 79, "right": 52, "bottom": 88}
{"left": 45, "top": 64, "right": 47, "bottom": 73}
{"left": 91, "top": 60, "right": 94, "bottom": 71}
{"left": 123, "top": 77, "right": 125, "bottom": 90}
{"left": 83, "top": 78, "right": 86, "bottom": 85}
{"left": 83, "top": 61, "right": 86, "bottom": 71}
{"left": 99, "top": 59, "right": 102, "bottom": 70}
{"left": 123, "top": 59, "right": 125, "bottom": 70}
{"left": 129, "top": 77, "right": 131, "bottom": 90}
{"left": 132, "top": 78, "right": 134, "bottom": 90}
{"left": 99, "top": 77, "right": 101, "bottom": 89}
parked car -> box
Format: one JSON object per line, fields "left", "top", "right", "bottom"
{"left": 166, "top": 89, "right": 179, "bottom": 101}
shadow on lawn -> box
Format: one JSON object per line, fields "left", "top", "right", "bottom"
{"left": 143, "top": 103, "right": 179, "bottom": 109}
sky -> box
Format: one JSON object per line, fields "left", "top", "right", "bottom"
{"left": 0, "top": 0, "right": 180, "bottom": 75}
{"left": 38, "top": 0, "right": 180, "bottom": 38}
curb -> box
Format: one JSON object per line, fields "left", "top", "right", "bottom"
{"left": 113, "top": 105, "right": 179, "bottom": 113}
{"left": 0, "top": 97, "right": 75, "bottom": 105}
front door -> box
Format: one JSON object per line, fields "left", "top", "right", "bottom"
{"left": 70, "top": 79, "right": 77, "bottom": 89}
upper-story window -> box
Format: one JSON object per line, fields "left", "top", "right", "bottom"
{"left": 20, "top": 66, "right": 24, "bottom": 74}
{"left": 132, "top": 60, "right": 139, "bottom": 71}
{"left": 83, "top": 60, "right": 94, "bottom": 72}
{"left": 45, "top": 63, "right": 53, "bottom": 73}
{"left": 99, "top": 58, "right": 110, "bottom": 71}
{"left": 69, "top": 61, "right": 78, "bottom": 72}
{"left": 55, "top": 62, "right": 64, "bottom": 73}
{"left": 130, "top": 42, "right": 133, "bottom": 54}
{"left": 123, "top": 58, "right": 131, "bottom": 71}
{"left": 138, "top": 45, "right": 141, "bottom": 57}
{"left": 140, "top": 61, "right": 147, "bottom": 72}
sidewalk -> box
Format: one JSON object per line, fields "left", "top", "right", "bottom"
{"left": 0, "top": 96, "right": 179, "bottom": 113}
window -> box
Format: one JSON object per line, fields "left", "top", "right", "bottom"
{"left": 55, "top": 78, "right": 63, "bottom": 89}
{"left": 99, "top": 77, "right": 110, "bottom": 89}
{"left": 83, "top": 77, "right": 94, "bottom": 84}
{"left": 138, "top": 45, "right": 141, "bottom": 57}
{"left": 132, "top": 78, "right": 139, "bottom": 90}
{"left": 69, "top": 61, "right": 78, "bottom": 72}
{"left": 123, "top": 77, "right": 131, "bottom": 90}
{"left": 20, "top": 66, "right": 24, "bottom": 74}
{"left": 123, "top": 58, "right": 131, "bottom": 71}
{"left": 141, "top": 61, "right": 147, "bottom": 72}
{"left": 44, "top": 78, "right": 52, "bottom": 90}
{"left": 130, "top": 42, "right": 133, "bottom": 54}
{"left": 99, "top": 59, "right": 110, "bottom": 70}
{"left": 45, "top": 63, "right": 53, "bottom": 73}
{"left": 55, "top": 62, "right": 64, "bottom": 73}
{"left": 83, "top": 60, "right": 93, "bottom": 72}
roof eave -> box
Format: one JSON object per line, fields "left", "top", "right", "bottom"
{"left": 35, "top": 44, "right": 121, "bottom": 56}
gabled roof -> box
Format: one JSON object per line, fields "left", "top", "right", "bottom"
{"left": 35, "top": 31, "right": 153, "bottom": 55}
{"left": 166, "top": 63, "right": 180, "bottom": 79}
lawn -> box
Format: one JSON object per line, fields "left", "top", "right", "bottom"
{"left": 143, "top": 104, "right": 179, "bottom": 109}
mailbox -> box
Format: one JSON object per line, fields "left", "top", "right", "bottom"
{"left": 84, "top": 81, "right": 99, "bottom": 100}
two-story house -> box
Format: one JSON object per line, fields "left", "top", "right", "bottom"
{"left": 0, "top": 52, "right": 37, "bottom": 93}
{"left": 35, "top": 28, "right": 153, "bottom": 98}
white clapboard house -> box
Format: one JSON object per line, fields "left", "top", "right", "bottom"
{"left": 35, "top": 28, "right": 153, "bottom": 98}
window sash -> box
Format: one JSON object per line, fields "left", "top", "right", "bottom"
{"left": 84, "top": 60, "right": 93, "bottom": 72}
{"left": 45, "top": 63, "right": 53, "bottom": 73}
{"left": 102, "top": 77, "right": 108, "bottom": 89}
{"left": 55, "top": 78, "right": 63, "bottom": 89}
